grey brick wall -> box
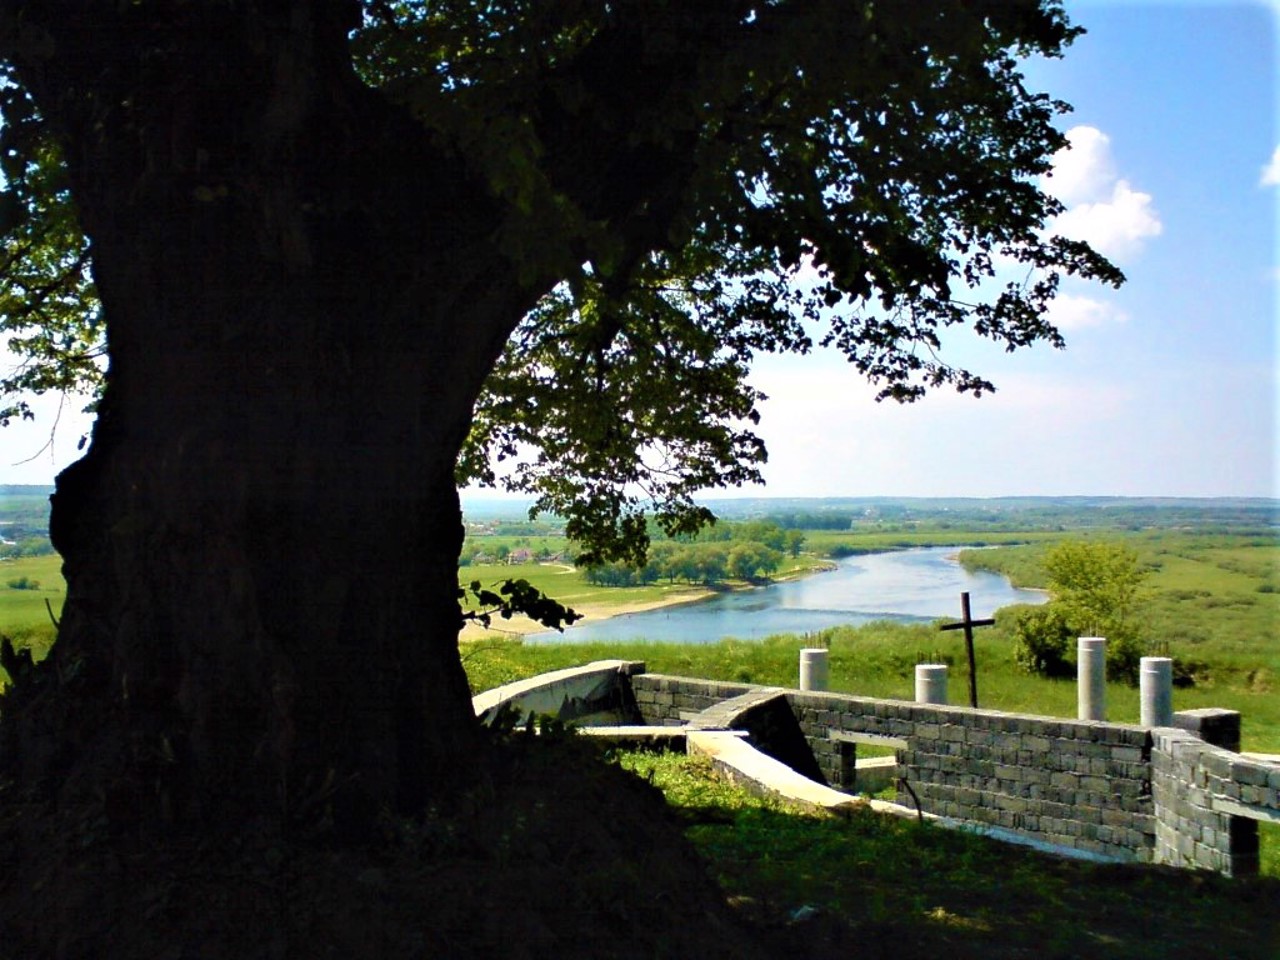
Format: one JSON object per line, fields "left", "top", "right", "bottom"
{"left": 785, "top": 689, "right": 1157, "bottom": 862}
{"left": 631, "top": 673, "right": 754, "bottom": 726}
{"left": 1150, "top": 727, "right": 1278, "bottom": 876}
{"left": 629, "top": 673, "right": 1275, "bottom": 875}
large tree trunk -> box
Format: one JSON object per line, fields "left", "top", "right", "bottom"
{"left": 2, "top": 4, "right": 533, "bottom": 834}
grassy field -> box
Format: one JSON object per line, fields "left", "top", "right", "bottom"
{"left": 6, "top": 532, "right": 1274, "bottom": 749}
{"left": 612, "top": 748, "right": 1279, "bottom": 958}
{"left": 5, "top": 532, "right": 1277, "bottom": 892}
{"left": 461, "top": 621, "right": 1280, "bottom": 753}
{"left": 958, "top": 531, "right": 1279, "bottom": 706}
{"left": 458, "top": 555, "right": 833, "bottom": 638}
{"left": 0, "top": 554, "right": 63, "bottom": 660}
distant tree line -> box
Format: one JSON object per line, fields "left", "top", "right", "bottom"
{"left": 0, "top": 534, "right": 54, "bottom": 560}
{"left": 580, "top": 521, "right": 803, "bottom": 587}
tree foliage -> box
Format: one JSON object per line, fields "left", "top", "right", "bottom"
{"left": 1009, "top": 603, "right": 1075, "bottom": 679}
{"left": 0, "top": 76, "right": 103, "bottom": 426}
{"left": 1, "top": 1, "right": 1121, "bottom": 564}
{"left": 1012, "top": 540, "right": 1151, "bottom": 683}
{"left": 1043, "top": 540, "right": 1149, "bottom": 636}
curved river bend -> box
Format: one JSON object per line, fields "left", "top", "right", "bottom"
{"left": 529, "top": 545, "right": 1045, "bottom": 644}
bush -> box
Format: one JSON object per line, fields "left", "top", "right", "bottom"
{"left": 5, "top": 576, "right": 41, "bottom": 591}
{"left": 1104, "top": 625, "right": 1146, "bottom": 686}
{"left": 1010, "top": 606, "right": 1075, "bottom": 679}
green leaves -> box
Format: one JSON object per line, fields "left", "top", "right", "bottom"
{"left": 1040, "top": 539, "right": 1152, "bottom": 683}
{"left": 1, "top": 1, "right": 1124, "bottom": 570}
{"left": 446, "top": 1, "right": 1125, "bottom": 559}
{"left": 458, "top": 252, "right": 791, "bottom": 565}
{"left": 0, "top": 77, "right": 103, "bottom": 427}
{"left": 1043, "top": 540, "right": 1150, "bottom": 635}
{"left": 459, "top": 578, "right": 582, "bottom": 632}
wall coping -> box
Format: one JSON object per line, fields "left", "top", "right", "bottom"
{"left": 472, "top": 659, "right": 644, "bottom": 723}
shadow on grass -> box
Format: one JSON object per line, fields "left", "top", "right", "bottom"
{"left": 674, "top": 801, "right": 1280, "bottom": 960}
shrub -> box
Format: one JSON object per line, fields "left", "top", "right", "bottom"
{"left": 1104, "top": 624, "right": 1147, "bottom": 686}
{"left": 1010, "top": 606, "right": 1075, "bottom": 679}
{"left": 5, "top": 576, "right": 40, "bottom": 591}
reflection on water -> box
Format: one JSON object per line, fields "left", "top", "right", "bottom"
{"left": 528, "top": 545, "right": 1045, "bottom": 645}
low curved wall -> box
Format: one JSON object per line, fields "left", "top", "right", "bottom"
{"left": 472, "top": 659, "right": 646, "bottom": 726}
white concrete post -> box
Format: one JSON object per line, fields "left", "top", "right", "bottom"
{"left": 799, "top": 648, "right": 829, "bottom": 692}
{"left": 1140, "top": 656, "right": 1174, "bottom": 727}
{"left": 915, "top": 664, "right": 948, "bottom": 705}
{"left": 1077, "top": 637, "right": 1107, "bottom": 721}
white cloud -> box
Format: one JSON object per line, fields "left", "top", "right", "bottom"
{"left": 1261, "top": 145, "right": 1280, "bottom": 187}
{"left": 1043, "top": 126, "right": 1118, "bottom": 206}
{"left": 1044, "top": 294, "right": 1129, "bottom": 332}
{"left": 1042, "top": 126, "right": 1162, "bottom": 262}
{"left": 1051, "top": 179, "right": 1163, "bottom": 260}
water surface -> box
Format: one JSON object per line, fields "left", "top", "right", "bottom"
{"left": 529, "top": 545, "right": 1044, "bottom": 644}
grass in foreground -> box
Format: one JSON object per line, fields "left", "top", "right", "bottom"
{"left": 616, "top": 748, "right": 1280, "bottom": 960}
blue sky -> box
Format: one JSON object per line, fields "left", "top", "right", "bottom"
{"left": 747, "top": 0, "right": 1277, "bottom": 499}
{"left": 3, "top": 1, "right": 1277, "bottom": 499}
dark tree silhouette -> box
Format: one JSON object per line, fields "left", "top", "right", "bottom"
{"left": 0, "top": 1, "right": 1120, "bottom": 840}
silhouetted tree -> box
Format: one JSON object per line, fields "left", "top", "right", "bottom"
{"left": 0, "top": 1, "right": 1119, "bottom": 836}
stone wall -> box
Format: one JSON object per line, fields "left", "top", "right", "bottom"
{"left": 1151, "top": 725, "right": 1279, "bottom": 876}
{"left": 630, "top": 673, "right": 1278, "bottom": 873}
{"left": 629, "top": 674, "right": 756, "bottom": 727}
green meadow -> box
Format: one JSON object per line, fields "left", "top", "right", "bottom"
{"left": 5, "top": 525, "right": 1275, "bottom": 751}
{"left": 958, "top": 531, "right": 1279, "bottom": 698}
{"left": 0, "top": 553, "right": 63, "bottom": 660}
{"left": 5, "top": 518, "right": 1278, "bottom": 888}
{"left": 462, "top": 619, "right": 1280, "bottom": 753}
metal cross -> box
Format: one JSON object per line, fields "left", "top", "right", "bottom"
{"left": 939, "top": 591, "right": 995, "bottom": 708}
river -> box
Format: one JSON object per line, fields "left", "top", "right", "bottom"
{"left": 528, "top": 545, "right": 1045, "bottom": 644}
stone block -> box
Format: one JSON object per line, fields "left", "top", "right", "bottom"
{"left": 996, "top": 795, "right": 1029, "bottom": 814}
{"left": 1049, "top": 772, "right": 1078, "bottom": 792}
{"left": 1100, "top": 807, "right": 1132, "bottom": 828}
{"left": 889, "top": 718, "right": 914, "bottom": 738}
{"left": 993, "top": 763, "right": 1023, "bottom": 783}
{"left": 1173, "top": 708, "right": 1241, "bottom": 751}
{"left": 1230, "top": 760, "right": 1270, "bottom": 787}
{"left": 1111, "top": 745, "right": 1145, "bottom": 764}
{"left": 914, "top": 722, "right": 941, "bottom": 741}
{"left": 1240, "top": 784, "right": 1266, "bottom": 805}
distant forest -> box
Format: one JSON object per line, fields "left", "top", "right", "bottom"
{"left": 700, "top": 495, "right": 1279, "bottom": 533}
{"left": 4, "top": 487, "right": 1277, "bottom": 564}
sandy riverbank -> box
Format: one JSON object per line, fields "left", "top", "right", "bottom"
{"left": 459, "top": 589, "right": 716, "bottom": 643}
{"left": 457, "top": 558, "right": 836, "bottom": 643}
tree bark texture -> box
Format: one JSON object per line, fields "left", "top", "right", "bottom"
{"left": 2, "top": 4, "right": 536, "bottom": 832}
